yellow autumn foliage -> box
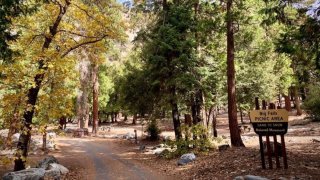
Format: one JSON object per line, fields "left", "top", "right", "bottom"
{"left": 0, "top": 0, "right": 126, "bottom": 128}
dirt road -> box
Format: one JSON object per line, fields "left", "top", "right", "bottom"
{"left": 53, "top": 137, "right": 169, "bottom": 180}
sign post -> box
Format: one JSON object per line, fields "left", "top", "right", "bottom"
{"left": 250, "top": 107, "right": 289, "bottom": 169}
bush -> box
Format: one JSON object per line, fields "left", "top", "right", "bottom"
{"left": 302, "top": 85, "right": 320, "bottom": 121}
{"left": 146, "top": 120, "right": 161, "bottom": 141}
{"left": 162, "top": 124, "right": 214, "bottom": 159}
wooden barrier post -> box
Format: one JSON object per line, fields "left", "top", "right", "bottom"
{"left": 274, "top": 135, "right": 281, "bottom": 168}
{"left": 134, "top": 130, "right": 138, "bottom": 144}
{"left": 266, "top": 135, "right": 273, "bottom": 169}
{"left": 281, "top": 135, "right": 288, "bottom": 169}
{"left": 255, "top": 97, "right": 266, "bottom": 169}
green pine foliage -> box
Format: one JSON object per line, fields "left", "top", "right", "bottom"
{"left": 302, "top": 85, "right": 320, "bottom": 121}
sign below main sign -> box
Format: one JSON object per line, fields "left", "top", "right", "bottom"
{"left": 249, "top": 109, "right": 289, "bottom": 135}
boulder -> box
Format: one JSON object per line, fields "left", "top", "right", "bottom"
{"left": 44, "top": 163, "right": 69, "bottom": 180}
{"left": 37, "top": 156, "right": 59, "bottom": 169}
{"left": 2, "top": 168, "right": 46, "bottom": 180}
{"left": 153, "top": 148, "right": 167, "bottom": 155}
{"left": 244, "top": 175, "right": 269, "bottom": 180}
{"left": 123, "top": 133, "right": 135, "bottom": 140}
{"left": 177, "top": 153, "right": 196, "bottom": 166}
{"left": 48, "top": 163, "right": 69, "bottom": 174}
{"left": 44, "top": 169, "right": 60, "bottom": 180}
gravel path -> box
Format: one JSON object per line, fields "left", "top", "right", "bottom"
{"left": 55, "top": 138, "right": 168, "bottom": 180}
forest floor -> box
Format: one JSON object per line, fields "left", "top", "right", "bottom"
{"left": 1, "top": 111, "right": 320, "bottom": 180}
{"left": 104, "top": 112, "right": 320, "bottom": 180}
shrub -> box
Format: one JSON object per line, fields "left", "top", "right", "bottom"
{"left": 146, "top": 119, "right": 161, "bottom": 141}
{"left": 162, "top": 124, "right": 214, "bottom": 159}
{"left": 302, "top": 85, "right": 320, "bottom": 121}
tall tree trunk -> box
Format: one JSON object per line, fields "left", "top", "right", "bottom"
{"left": 226, "top": 0, "right": 244, "bottom": 147}
{"left": 77, "top": 56, "right": 90, "bottom": 129}
{"left": 293, "top": 86, "right": 302, "bottom": 115}
{"left": 132, "top": 114, "right": 137, "bottom": 125}
{"left": 284, "top": 94, "right": 291, "bottom": 112}
{"left": 111, "top": 112, "right": 115, "bottom": 123}
{"left": 212, "top": 106, "right": 218, "bottom": 137}
{"left": 300, "top": 87, "right": 306, "bottom": 101}
{"left": 92, "top": 63, "right": 99, "bottom": 134}
{"left": 14, "top": 2, "right": 70, "bottom": 170}
{"left": 170, "top": 86, "right": 181, "bottom": 140}
{"left": 42, "top": 126, "right": 47, "bottom": 151}
{"left": 206, "top": 106, "right": 213, "bottom": 128}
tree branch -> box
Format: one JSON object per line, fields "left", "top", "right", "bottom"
{"left": 57, "top": 29, "right": 102, "bottom": 39}
{"left": 61, "top": 35, "right": 107, "bottom": 58}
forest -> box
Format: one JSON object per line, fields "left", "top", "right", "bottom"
{"left": 0, "top": 0, "right": 320, "bottom": 179}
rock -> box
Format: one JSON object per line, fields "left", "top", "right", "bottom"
{"left": 139, "top": 145, "right": 146, "bottom": 151}
{"left": 2, "top": 168, "right": 46, "bottom": 180}
{"left": 153, "top": 148, "right": 166, "bottom": 155}
{"left": 44, "top": 169, "right": 60, "bottom": 180}
{"left": 243, "top": 175, "right": 269, "bottom": 180}
{"left": 234, "top": 176, "right": 245, "bottom": 180}
{"left": 37, "top": 156, "right": 59, "bottom": 169}
{"left": 47, "top": 132, "right": 57, "bottom": 139}
{"left": 64, "top": 128, "right": 74, "bottom": 134}
{"left": 218, "top": 144, "right": 230, "bottom": 151}
{"left": 161, "top": 135, "right": 171, "bottom": 141}
{"left": 47, "top": 163, "right": 69, "bottom": 175}
{"left": 123, "top": 133, "right": 135, "bottom": 140}
{"left": 177, "top": 153, "right": 196, "bottom": 166}
{"left": 12, "top": 133, "right": 20, "bottom": 143}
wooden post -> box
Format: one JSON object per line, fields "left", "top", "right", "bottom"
{"left": 269, "top": 105, "right": 280, "bottom": 168}
{"left": 281, "top": 135, "right": 288, "bottom": 169}
{"left": 259, "top": 135, "right": 266, "bottom": 169}
{"left": 266, "top": 135, "right": 273, "bottom": 169}
{"left": 262, "top": 100, "right": 267, "bottom": 110}
{"left": 256, "top": 98, "right": 266, "bottom": 169}
{"left": 134, "top": 130, "right": 138, "bottom": 144}
{"left": 274, "top": 135, "right": 280, "bottom": 168}
{"left": 255, "top": 97, "right": 260, "bottom": 110}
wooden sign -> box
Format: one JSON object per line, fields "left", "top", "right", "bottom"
{"left": 250, "top": 109, "right": 288, "bottom": 135}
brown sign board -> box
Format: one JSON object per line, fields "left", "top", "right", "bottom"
{"left": 249, "top": 109, "right": 289, "bottom": 135}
